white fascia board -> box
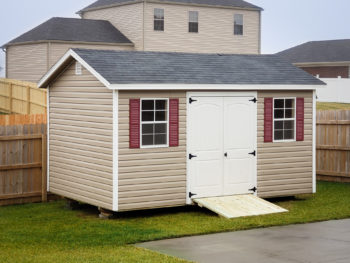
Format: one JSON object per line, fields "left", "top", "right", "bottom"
{"left": 38, "top": 49, "right": 110, "bottom": 89}
{"left": 109, "top": 84, "right": 324, "bottom": 91}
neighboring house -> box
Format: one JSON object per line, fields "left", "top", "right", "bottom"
{"left": 3, "top": 0, "right": 263, "bottom": 83}
{"left": 38, "top": 48, "right": 324, "bottom": 212}
{"left": 277, "top": 39, "right": 350, "bottom": 103}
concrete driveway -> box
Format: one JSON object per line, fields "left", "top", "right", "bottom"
{"left": 137, "top": 219, "right": 350, "bottom": 263}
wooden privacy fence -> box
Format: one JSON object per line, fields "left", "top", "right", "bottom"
{"left": 316, "top": 110, "right": 350, "bottom": 182}
{"left": 0, "top": 114, "right": 47, "bottom": 206}
{"left": 0, "top": 78, "right": 47, "bottom": 114}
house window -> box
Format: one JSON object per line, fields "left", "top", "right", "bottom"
{"left": 273, "top": 98, "right": 296, "bottom": 141}
{"left": 75, "top": 62, "right": 82, "bottom": 75}
{"left": 189, "top": 11, "right": 199, "bottom": 33}
{"left": 141, "top": 99, "right": 168, "bottom": 147}
{"left": 234, "top": 14, "right": 243, "bottom": 35}
{"left": 154, "top": 8, "right": 164, "bottom": 31}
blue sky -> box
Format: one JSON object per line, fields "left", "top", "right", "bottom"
{"left": 1, "top": 0, "right": 350, "bottom": 77}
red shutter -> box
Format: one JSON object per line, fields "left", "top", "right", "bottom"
{"left": 169, "top": 99, "right": 179, "bottom": 147}
{"left": 129, "top": 99, "right": 140, "bottom": 148}
{"left": 296, "top": 98, "right": 305, "bottom": 141}
{"left": 264, "top": 98, "right": 273, "bottom": 143}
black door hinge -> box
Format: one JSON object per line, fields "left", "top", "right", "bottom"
{"left": 189, "top": 192, "right": 197, "bottom": 198}
{"left": 249, "top": 187, "right": 257, "bottom": 193}
{"left": 249, "top": 98, "right": 257, "bottom": 103}
{"left": 189, "top": 98, "right": 198, "bottom": 104}
{"left": 249, "top": 150, "right": 256, "bottom": 157}
{"left": 189, "top": 154, "right": 198, "bottom": 160}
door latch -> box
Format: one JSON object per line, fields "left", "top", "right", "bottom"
{"left": 189, "top": 192, "right": 197, "bottom": 198}
{"left": 249, "top": 150, "right": 256, "bottom": 157}
{"left": 249, "top": 97, "right": 258, "bottom": 103}
{"left": 249, "top": 187, "right": 257, "bottom": 193}
{"left": 224, "top": 152, "right": 228, "bottom": 157}
{"left": 189, "top": 98, "right": 198, "bottom": 104}
{"left": 189, "top": 154, "right": 198, "bottom": 160}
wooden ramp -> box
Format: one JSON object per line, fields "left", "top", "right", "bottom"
{"left": 193, "top": 195, "right": 288, "bottom": 219}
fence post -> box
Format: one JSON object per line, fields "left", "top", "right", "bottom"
{"left": 41, "top": 134, "right": 48, "bottom": 202}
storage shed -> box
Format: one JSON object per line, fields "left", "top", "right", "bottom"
{"left": 38, "top": 49, "right": 324, "bottom": 213}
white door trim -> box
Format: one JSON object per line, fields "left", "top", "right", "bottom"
{"left": 186, "top": 91, "right": 258, "bottom": 204}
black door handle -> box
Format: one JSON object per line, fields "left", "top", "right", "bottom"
{"left": 224, "top": 153, "right": 228, "bottom": 157}
{"left": 249, "top": 150, "right": 256, "bottom": 157}
{"left": 189, "top": 154, "right": 197, "bottom": 160}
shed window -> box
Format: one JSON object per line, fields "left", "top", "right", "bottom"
{"left": 141, "top": 99, "right": 168, "bottom": 147}
{"left": 273, "top": 98, "right": 296, "bottom": 141}
{"left": 154, "top": 8, "right": 164, "bottom": 31}
{"left": 75, "top": 62, "right": 82, "bottom": 75}
{"left": 234, "top": 14, "right": 243, "bottom": 35}
{"left": 189, "top": 11, "right": 199, "bottom": 33}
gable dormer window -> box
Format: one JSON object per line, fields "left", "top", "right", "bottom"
{"left": 154, "top": 8, "right": 164, "bottom": 31}
{"left": 189, "top": 11, "right": 199, "bottom": 33}
{"left": 234, "top": 14, "right": 243, "bottom": 35}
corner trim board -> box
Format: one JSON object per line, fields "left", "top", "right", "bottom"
{"left": 113, "top": 90, "right": 119, "bottom": 211}
{"left": 312, "top": 90, "right": 316, "bottom": 193}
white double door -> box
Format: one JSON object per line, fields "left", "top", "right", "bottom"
{"left": 188, "top": 94, "right": 257, "bottom": 199}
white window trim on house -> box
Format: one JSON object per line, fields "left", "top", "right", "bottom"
{"left": 154, "top": 8, "right": 165, "bottom": 31}
{"left": 140, "top": 98, "right": 170, "bottom": 149}
{"left": 75, "top": 61, "right": 82, "bottom": 75}
{"left": 272, "top": 97, "right": 296, "bottom": 143}
{"left": 234, "top": 14, "right": 244, "bottom": 36}
{"left": 189, "top": 11, "right": 199, "bottom": 33}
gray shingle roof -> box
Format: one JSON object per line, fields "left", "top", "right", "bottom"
{"left": 79, "top": 0, "right": 263, "bottom": 13}
{"left": 277, "top": 39, "right": 350, "bottom": 64}
{"left": 72, "top": 49, "right": 324, "bottom": 85}
{"left": 3, "top": 17, "right": 132, "bottom": 48}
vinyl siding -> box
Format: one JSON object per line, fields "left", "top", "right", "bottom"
{"left": 118, "top": 91, "right": 187, "bottom": 211}
{"left": 144, "top": 3, "right": 260, "bottom": 54}
{"left": 82, "top": 3, "right": 144, "bottom": 50}
{"left": 7, "top": 43, "right": 48, "bottom": 83}
{"left": 49, "top": 62, "right": 114, "bottom": 210}
{"left": 48, "top": 43, "right": 133, "bottom": 70}
{"left": 257, "top": 91, "right": 313, "bottom": 198}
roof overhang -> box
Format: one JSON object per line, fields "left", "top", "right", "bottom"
{"left": 294, "top": 61, "right": 350, "bottom": 67}
{"left": 38, "top": 49, "right": 326, "bottom": 90}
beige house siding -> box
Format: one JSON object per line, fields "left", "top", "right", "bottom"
{"left": 82, "top": 3, "right": 144, "bottom": 50}
{"left": 49, "top": 62, "right": 114, "bottom": 210}
{"left": 48, "top": 42, "right": 134, "bottom": 70}
{"left": 144, "top": 3, "right": 260, "bottom": 54}
{"left": 118, "top": 91, "right": 187, "bottom": 211}
{"left": 6, "top": 43, "right": 48, "bottom": 83}
{"left": 257, "top": 91, "right": 313, "bottom": 198}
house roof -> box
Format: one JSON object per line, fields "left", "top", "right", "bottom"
{"left": 277, "top": 39, "right": 350, "bottom": 64}
{"left": 2, "top": 17, "right": 132, "bottom": 48}
{"left": 39, "top": 49, "right": 325, "bottom": 88}
{"left": 78, "top": 0, "right": 263, "bottom": 13}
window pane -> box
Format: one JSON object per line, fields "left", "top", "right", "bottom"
{"left": 142, "top": 124, "right": 154, "bottom": 134}
{"left": 154, "top": 8, "right": 164, "bottom": 19}
{"left": 285, "top": 99, "right": 294, "bottom": 108}
{"left": 284, "top": 120, "right": 294, "bottom": 130}
{"left": 234, "top": 14, "right": 243, "bottom": 35}
{"left": 156, "top": 111, "right": 166, "bottom": 121}
{"left": 274, "top": 130, "right": 283, "bottom": 140}
{"left": 155, "top": 134, "right": 167, "bottom": 145}
{"left": 155, "top": 123, "right": 167, "bottom": 133}
{"left": 274, "top": 109, "right": 284, "bottom": 119}
{"left": 142, "top": 135, "right": 154, "bottom": 146}
{"left": 142, "top": 111, "right": 154, "bottom": 122}
{"left": 274, "top": 121, "right": 284, "bottom": 130}
{"left": 142, "top": 100, "right": 154, "bottom": 110}
{"left": 154, "top": 20, "right": 164, "bottom": 31}
{"left": 285, "top": 109, "right": 294, "bottom": 118}
{"left": 274, "top": 99, "right": 284, "bottom": 109}
{"left": 189, "top": 11, "right": 198, "bottom": 22}
{"left": 234, "top": 14, "right": 243, "bottom": 25}
{"left": 156, "top": 100, "right": 166, "bottom": 110}
{"left": 284, "top": 130, "right": 294, "bottom": 140}
{"left": 234, "top": 25, "right": 243, "bottom": 35}
{"left": 189, "top": 22, "right": 198, "bottom": 33}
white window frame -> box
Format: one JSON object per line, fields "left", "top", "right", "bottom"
{"left": 234, "top": 14, "right": 244, "bottom": 36}
{"left": 75, "top": 61, "right": 82, "bottom": 75}
{"left": 273, "top": 97, "right": 296, "bottom": 143}
{"left": 140, "top": 98, "right": 169, "bottom": 149}
{"left": 188, "top": 11, "right": 199, "bottom": 33}
{"left": 154, "top": 8, "right": 165, "bottom": 31}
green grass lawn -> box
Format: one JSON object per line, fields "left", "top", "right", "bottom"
{"left": 317, "top": 102, "right": 350, "bottom": 110}
{"left": 1, "top": 181, "right": 350, "bottom": 262}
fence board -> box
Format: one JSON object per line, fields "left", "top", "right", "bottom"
{"left": 316, "top": 110, "right": 350, "bottom": 182}
{"left": 0, "top": 78, "right": 46, "bottom": 114}
{"left": 0, "top": 114, "right": 48, "bottom": 206}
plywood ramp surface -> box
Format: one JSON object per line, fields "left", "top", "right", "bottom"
{"left": 194, "top": 195, "right": 288, "bottom": 219}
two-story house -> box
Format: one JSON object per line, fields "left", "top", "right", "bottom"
{"left": 2, "top": 0, "right": 262, "bottom": 83}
